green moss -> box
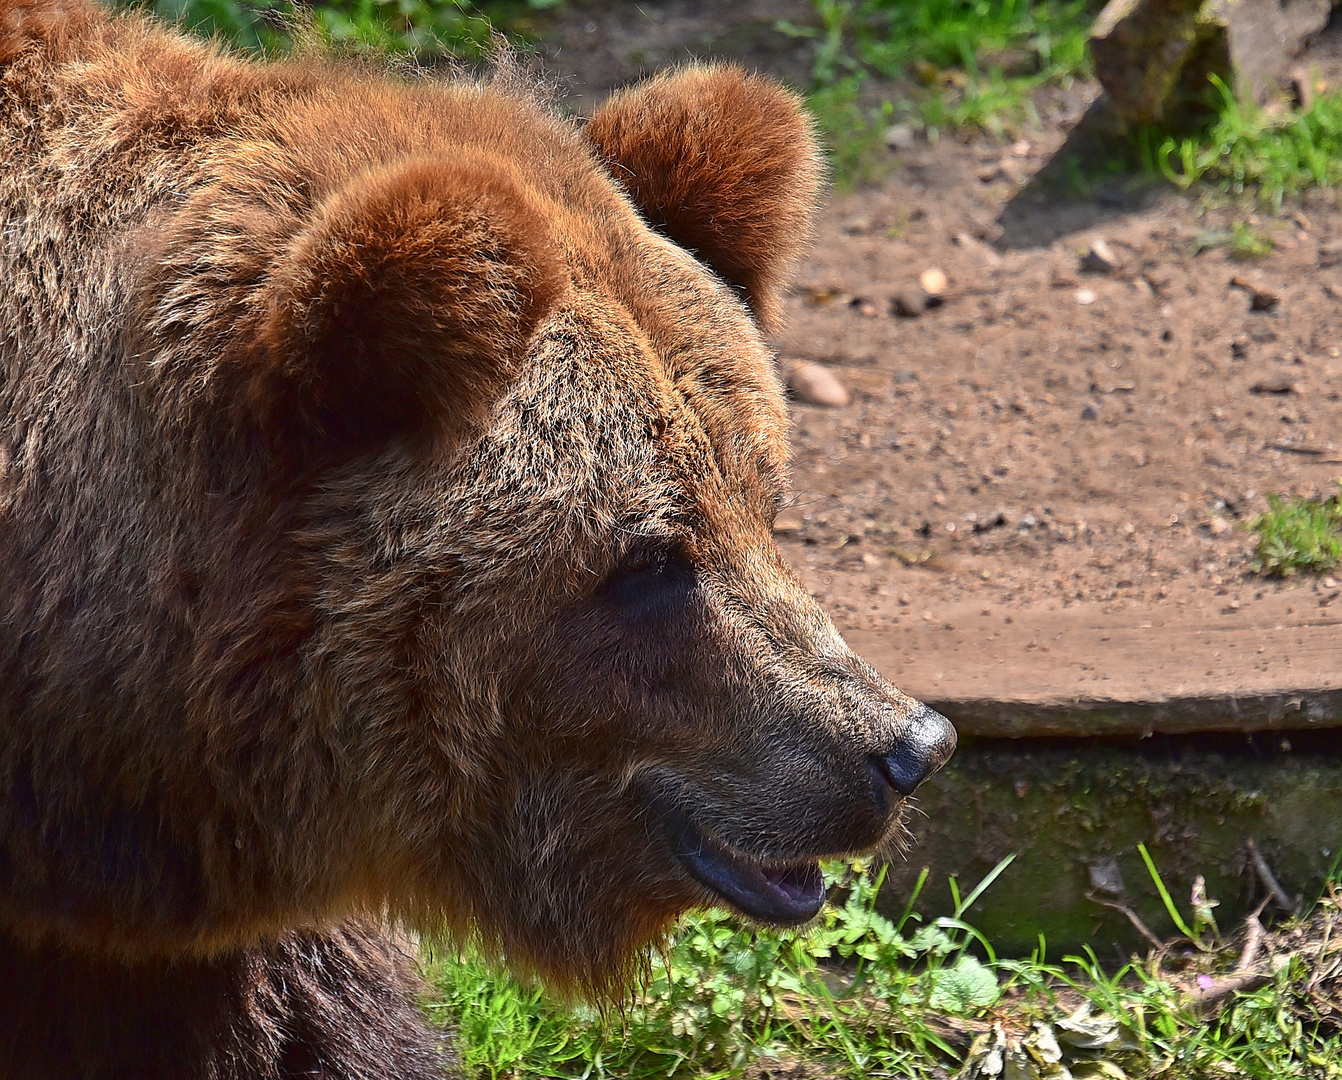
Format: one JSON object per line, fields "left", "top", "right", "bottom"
{"left": 879, "top": 741, "right": 1342, "bottom": 954}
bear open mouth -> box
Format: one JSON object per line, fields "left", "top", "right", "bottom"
{"left": 654, "top": 801, "right": 825, "bottom": 925}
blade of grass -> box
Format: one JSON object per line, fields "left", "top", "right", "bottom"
{"left": 1138, "top": 842, "right": 1195, "bottom": 939}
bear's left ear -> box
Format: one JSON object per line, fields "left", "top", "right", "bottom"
{"left": 583, "top": 65, "right": 823, "bottom": 330}
{"left": 248, "top": 157, "right": 564, "bottom": 455}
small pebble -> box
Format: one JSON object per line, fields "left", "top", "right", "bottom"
{"left": 1250, "top": 375, "right": 1297, "bottom": 394}
{"left": 919, "top": 267, "right": 948, "bottom": 296}
{"left": 1080, "top": 238, "right": 1119, "bottom": 274}
{"left": 1075, "top": 287, "right": 1098, "bottom": 305}
{"left": 883, "top": 123, "right": 916, "bottom": 152}
{"left": 1231, "top": 275, "right": 1280, "bottom": 311}
{"left": 786, "top": 361, "right": 850, "bottom": 407}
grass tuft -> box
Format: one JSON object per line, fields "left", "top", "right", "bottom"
{"left": 1155, "top": 75, "right": 1342, "bottom": 208}
{"left": 1247, "top": 483, "right": 1342, "bottom": 577}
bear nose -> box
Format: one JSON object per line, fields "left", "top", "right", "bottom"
{"left": 870, "top": 703, "right": 957, "bottom": 797}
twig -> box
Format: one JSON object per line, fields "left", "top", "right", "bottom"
{"left": 1184, "top": 971, "right": 1273, "bottom": 1015}
{"left": 1087, "top": 892, "right": 1165, "bottom": 951}
{"left": 1308, "top": 910, "right": 1335, "bottom": 996}
{"left": 1247, "top": 838, "right": 1295, "bottom": 913}
{"left": 1234, "top": 896, "right": 1272, "bottom": 973}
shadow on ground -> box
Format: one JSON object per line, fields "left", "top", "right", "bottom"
{"left": 994, "top": 99, "right": 1164, "bottom": 250}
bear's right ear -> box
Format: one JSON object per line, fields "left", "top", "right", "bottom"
{"left": 246, "top": 158, "right": 564, "bottom": 454}
{"left": 583, "top": 66, "right": 822, "bottom": 330}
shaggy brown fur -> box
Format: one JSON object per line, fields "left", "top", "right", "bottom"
{"left": 0, "top": 0, "right": 954, "bottom": 1074}
{"left": 0, "top": 922, "right": 445, "bottom": 1079}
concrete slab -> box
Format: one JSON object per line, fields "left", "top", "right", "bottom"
{"left": 848, "top": 590, "right": 1342, "bottom": 737}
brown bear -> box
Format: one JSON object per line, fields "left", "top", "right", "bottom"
{"left": 0, "top": 0, "right": 956, "bottom": 1075}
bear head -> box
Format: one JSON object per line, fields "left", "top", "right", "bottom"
{"left": 3, "top": 56, "right": 954, "bottom": 997}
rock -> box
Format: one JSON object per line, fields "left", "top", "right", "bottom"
{"left": 1091, "top": 0, "right": 1332, "bottom": 127}
{"left": 1080, "top": 238, "right": 1120, "bottom": 274}
{"left": 786, "top": 361, "right": 850, "bottom": 407}
{"left": 1080, "top": 404, "right": 1099, "bottom": 421}
{"left": 1075, "top": 287, "right": 1098, "bottom": 306}
{"left": 1318, "top": 241, "right": 1342, "bottom": 269}
{"left": 919, "top": 267, "right": 948, "bottom": 296}
{"left": 772, "top": 512, "right": 805, "bottom": 534}
{"left": 1087, "top": 858, "right": 1126, "bottom": 896}
{"left": 883, "top": 123, "right": 916, "bottom": 152}
{"left": 889, "top": 290, "right": 927, "bottom": 318}
{"left": 972, "top": 510, "right": 1008, "bottom": 533}
{"left": 1250, "top": 374, "right": 1297, "bottom": 394}
{"left": 1208, "top": 515, "right": 1234, "bottom": 536}
{"left": 848, "top": 295, "right": 880, "bottom": 318}
{"left": 1088, "top": 368, "right": 1137, "bottom": 394}
{"left": 1231, "top": 275, "right": 1280, "bottom": 311}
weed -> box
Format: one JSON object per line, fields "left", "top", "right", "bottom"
{"left": 1156, "top": 74, "right": 1342, "bottom": 207}
{"left": 1247, "top": 483, "right": 1342, "bottom": 577}
{"left": 1228, "top": 220, "right": 1276, "bottom": 259}
{"left": 1191, "top": 220, "right": 1275, "bottom": 259}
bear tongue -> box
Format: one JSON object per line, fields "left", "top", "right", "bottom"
{"left": 677, "top": 832, "right": 825, "bottom": 925}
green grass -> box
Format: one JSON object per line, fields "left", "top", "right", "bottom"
{"left": 423, "top": 855, "right": 1342, "bottom": 1079}
{"left": 117, "top": 0, "right": 544, "bottom": 57}
{"left": 1153, "top": 75, "right": 1342, "bottom": 209}
{"left": 1247, "top": 483, "right": 1342, "bottom": 578}
{"left": 791, "top": 3, "right": 1342, "bottom": 201}
{"left": 779, "top": 0, "right": 1095, "bottom": 184}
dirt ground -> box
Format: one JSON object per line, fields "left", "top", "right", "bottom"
{"left": 533, "top": 2, "right": 1342, "bottom": 718}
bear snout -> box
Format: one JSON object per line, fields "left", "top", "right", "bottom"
{"left": 868, "top": 702, "right": 957, "bottom": 800}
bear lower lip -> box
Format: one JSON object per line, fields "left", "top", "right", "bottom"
{"left": 654, "top": 802, "right": 825, "bottom": 924}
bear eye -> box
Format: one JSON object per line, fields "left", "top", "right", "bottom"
{"left": 603, "top": 546, "right": 696, "bottom": 618}
{"left": 618, "top": 548, "right": 664, "bottom": 576}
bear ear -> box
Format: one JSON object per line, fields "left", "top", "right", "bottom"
{"left": 248, "top": 158, "right": 564, "bottom": 455}
{"left": 583, "top": 65, "right": 823, "bottom": 329}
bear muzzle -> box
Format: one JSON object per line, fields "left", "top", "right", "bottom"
{"left": 644, "top": 702, "right": 954, "bottom": 926}
{"left": 867, "top": 702, "right": 957, "bottom": 806}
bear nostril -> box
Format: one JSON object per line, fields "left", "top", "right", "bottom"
{"left": 873, "top": 704, "right": 957, "bottom": 798}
